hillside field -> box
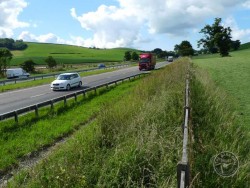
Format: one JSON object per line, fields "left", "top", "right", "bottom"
{"left": 10, "top": 42, "right": 139, "bottom": 66}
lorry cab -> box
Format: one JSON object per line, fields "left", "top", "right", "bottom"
{"left": 167, "top": 56, "right": 174, "bottom": 62}
{"left": 139, "top": 53, "right": 156, "bottom": 71}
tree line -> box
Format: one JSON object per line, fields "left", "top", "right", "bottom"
{"left": 123, "top": 49, "right": 176, "bottom": 61}
{"left": 0, "top": 38, "right": 28, "bottom": 50}
{"left": 175, "top": 18, "right": 241, "bottom": 57}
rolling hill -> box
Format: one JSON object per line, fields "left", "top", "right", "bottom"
{"left": 10, "top": 42, "right": 140, "bottom": 66}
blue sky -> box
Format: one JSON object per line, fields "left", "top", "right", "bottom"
{"left": 1, "top": 0, "right": 250, "bottom": 51}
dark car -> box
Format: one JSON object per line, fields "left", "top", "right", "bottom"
{"left": 98, "top": 64, "right": 106, "bottom": 69}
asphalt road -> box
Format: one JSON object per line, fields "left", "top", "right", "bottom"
{"left": 0, "top": 62, "right": 171, "bottom": 115}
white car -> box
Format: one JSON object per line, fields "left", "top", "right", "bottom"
{"left": 50, "top": 73, "right": 82, "bottom": 91}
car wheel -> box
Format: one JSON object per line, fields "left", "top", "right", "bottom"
{"left": 78, "top": 81, "right": 82, "bottom": 87}
{"left": 66, "top": 84, "right": 71, "bottom": 91}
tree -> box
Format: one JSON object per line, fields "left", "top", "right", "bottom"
{"left": 45, "top": 56, "right": 57, "bottom": 69}
{"left": 175, "top": 41, "right": 194, "bottom": 56}
{"left": 21, "top": 59, "right": 36, "bottom": 72}
{"left": 198, "top": 18, "right": 232, "bottom": 57}
{"left": 152, "top": 48, "right": 163, "bottom": 54}
{"left": 231, "top": 40, "right": 241, "bottom": 51}
{"left": 0, "top": 48, "right": 12, "bottom": 77}
{"left": 131, "top": 52, "right": 139, "bottom": 60}
{"left": 124, "top": 51, "right": 131, "bottom": 61}
{"left": 0, "top": 38, "right": 28, "bottom": 50}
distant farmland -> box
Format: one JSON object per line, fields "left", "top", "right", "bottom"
{"left": 10, "top": 42, "right": 140, "bottom": 66}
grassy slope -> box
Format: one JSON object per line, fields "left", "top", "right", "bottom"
{"left": 0, "top": 79, "right": 140, "bottom": 172}
{"left": 7, "top": 59, "right": 188, "bottom": 187}
{"left": 239, "top": 42, "right": 250, "bottom": 50}
{"left": 192, "top": 48, "right": 250, "bottom": 131}
{"left": 10, "top": 42, "right": 139, "bottom": 65}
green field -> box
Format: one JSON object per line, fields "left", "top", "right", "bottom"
{"left": 10, "top": 42, "right": 139, "bottom": 65}
{"left": 192, "top": 48, "right": 250, "bottom": 131}
{"left": 190, "top": 48, "right": 249, "bottom": 187}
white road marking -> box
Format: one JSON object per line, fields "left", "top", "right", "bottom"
{"left": 0, "top": 84, "right": 50, "bottom": 96}
{"left": 30, "top": 92, "right": 51, "bottom": 98}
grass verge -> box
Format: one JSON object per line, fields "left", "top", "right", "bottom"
{"left": 6, "top": 58, "right": 188, "bottom": 187}
{"left": 0, "top": 77, "right": 141, "bottom": 174}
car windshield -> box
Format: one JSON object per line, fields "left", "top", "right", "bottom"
{"left": 57, "top": 75, "right": 71, "bottom": 80}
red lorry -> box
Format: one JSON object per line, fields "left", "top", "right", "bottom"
{"left": 138, "top": 53, "right": 156, "bottom": 71}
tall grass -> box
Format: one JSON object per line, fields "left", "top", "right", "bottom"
{"left": 7, "top": 58, "right": 188, "bottom": 187}
{"left": 0, "top": 79, "right": 140, "bottom": 174}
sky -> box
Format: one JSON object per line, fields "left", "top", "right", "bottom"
{"left": 0, "top": 0, "right": 250, "bottom": 51}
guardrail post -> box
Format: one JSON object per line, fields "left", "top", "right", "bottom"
{"left": 74, "top": 93, "right": 77, "bottom": 101}
{"left": 50, "top": 100, "right": 54, "bottom": 109}
{"left": 94, "top": 87, "right": 97, "bottom": 94}
{"left": 177, "top": 162, "right": 190, "bottom": 188}
{"left": 14, "top": 111, "right": 18, "bottom": 122}
{"left": 15, "top": 79, "right": 17, "bottom": 84}
{"left": 64, "top": 96, "right": 67, "bottom": 105}
{"left": 83, "top": 90, "right": 86, "bottom": 98}
{"left": 35, "top": 105, "right": 39, "bottom": 117}
{"left": 106, "top": 84, "right": 109, "bottom": 89}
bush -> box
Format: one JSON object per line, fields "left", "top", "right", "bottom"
{"left": 21, "top": 59, "right": 36, "bottom": 72}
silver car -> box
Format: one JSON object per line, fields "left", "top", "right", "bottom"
{"left": 51, "top": 73, "right": 82, "bottom": 91}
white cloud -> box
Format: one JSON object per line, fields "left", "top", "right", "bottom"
{"left": 71, "top": 0, "right": 249, "bottom": 49}
{"left": 224, "top": 17, "right": 250, "bottom": 42}
{"left": 242, "top": 0, "right": 250, "bottom": 8}
{"left": 18, "top": 31, "right": 72, "bottom": 44}
{"left": 0, "top": 0, "right": 29, "bottom": 37}
{"left": 71, "top": 5, "right": 142, "bottom": 48}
